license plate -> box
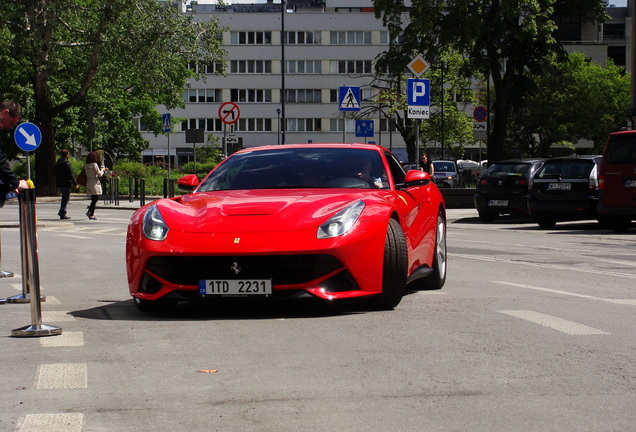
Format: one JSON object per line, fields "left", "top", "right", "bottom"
{"left": 625, "top": 180, "right": 636, "bottom": 188}
{"left": 548, "top": 182, "right": 572, "bottom": 190}
{"left": 488, "top": 200, "right": 508, "bottom": 207}
{"left": 199, "top": 279, "right": 272, "bottom": 296}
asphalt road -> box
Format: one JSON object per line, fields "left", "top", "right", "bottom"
{"left": 1, "top": 198, "right": 635, "bottom": 431}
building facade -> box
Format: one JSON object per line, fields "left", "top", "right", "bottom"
{"left": 142, "top": 0, "right": 633, "bottom": 165}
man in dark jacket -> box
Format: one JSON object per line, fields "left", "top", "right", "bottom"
{"left": 0, "top": 101, "right": 28, "bottom": 207}
{"left": 53, "top": 149, "right": 77, "bottom": 219}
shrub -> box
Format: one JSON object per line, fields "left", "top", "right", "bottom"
{"left": 113, "top": 161, "right": 148, "bottom": 179}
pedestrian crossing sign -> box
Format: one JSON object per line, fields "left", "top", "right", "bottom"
{"left": 339, "top": 86, "right": 361, "bottom": 111}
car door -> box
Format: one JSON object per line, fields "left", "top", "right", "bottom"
{"left": 601, "top": 132, "right": 636, "bottom": 209}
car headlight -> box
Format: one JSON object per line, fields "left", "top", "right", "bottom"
{"left": 317, "top": 201, "right": 365, "bottom": 239}
{"left": 142, "top": 204, "right": 169, "bottom": 241}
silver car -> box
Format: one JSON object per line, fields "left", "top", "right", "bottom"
{"left": 432, "top": 160, "right": 458, "bottom": 188}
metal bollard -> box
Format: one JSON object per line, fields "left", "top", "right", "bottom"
{"left": 11, "top": 188, "right": 61, "bottom": 337}
{"left": 140, "top": 178, "right": 146, "bottom": 207}
{"left": 6, "top": 192, "right": 35, "bottom": 303}
{"left": 113, "top": 177, "right": 119, "bottom": 206}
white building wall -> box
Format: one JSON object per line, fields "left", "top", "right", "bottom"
{"left": 143, "top": 0, "right": 408, "bottom": 162}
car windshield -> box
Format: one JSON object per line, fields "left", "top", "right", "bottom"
{"left": 432, "top": 162, "right": 456, "bottom": 172}
{"left": 605, "top": 135, "right": 636, "bottom": 165}
{"left": 535, "top": 161, "right": 594, "bottom": 179}
{"left": 197, "top": 147, "right": 390, "bottom": 191}
{"left": 482, "top": 162, "right": 533, "bottom": 178}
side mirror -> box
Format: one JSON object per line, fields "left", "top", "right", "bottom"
{"left": 398, "top": 170, "right": 431, "bottom": 188}
{"left": 178, "top": 174, "right": 199, "bottom": 192}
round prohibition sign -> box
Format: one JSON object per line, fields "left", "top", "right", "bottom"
{"left": 473, "top": 105, "right": 488, "bottom": 122}
{"left": 218, "top": 102, "right": 241, "bottom": 125}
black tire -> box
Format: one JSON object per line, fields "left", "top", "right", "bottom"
{"left": 133, "top": 297, "right": 176, "bottom": 313}
{"left": 478, "top": 210, "right": 497, "bottom": 222}
{"left": 421, "top": 209, "right": 447, "bottom": 290}
{"left": 537, "top": 216, "right": 557, "bottom": 229}
{"left": 608, "top": 216, "right": 631, "bottom": 232}
{"left": 370, "top": 218, "right": 407, "bottom": 310}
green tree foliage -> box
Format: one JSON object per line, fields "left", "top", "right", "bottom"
{"left": 373, "top": 0, "right": 607, "bottom": 164}
{"left": 0, "top": 0, "right": 226, "bottom": 195}
{"left": 508, "top": 51, "right": 631, "bottom": 157}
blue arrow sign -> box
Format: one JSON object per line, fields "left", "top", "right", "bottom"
{"left": 14, "top": 122, "right": 42, "bottom": 152}
{"left": 407, "top": 78, "right": 430, "bottom": 106}
{"left": 355, "top": 120, "right": 374, "bottom": 137}
{"left": 339, "top": 86, "right": 361, "bottom": 111}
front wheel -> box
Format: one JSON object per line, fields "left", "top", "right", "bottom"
{"left": 537, "top": 216, "right": 557, "bottom": 229}
{"left": 370, "top": 218, "right": 407, "bottom": 310}
{"left": 421, "top": 209, "right": 447, "bottom": 290}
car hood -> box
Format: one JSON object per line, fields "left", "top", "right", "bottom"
{"left": 151, "top": 189, "right": 384, "bottom": 233}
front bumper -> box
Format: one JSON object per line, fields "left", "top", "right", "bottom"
{"left": 126, "top": 221, "right": 387, "bottom": 302}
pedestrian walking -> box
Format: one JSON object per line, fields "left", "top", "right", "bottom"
{"left": 53, "top": 149, "right": 77, "bottom": 219}
{"left": 419, "top": 152, "right": 435, "bottom": 176}
{"left": 0, "top": 101, "right": 28, "bottom": 203}
{"left": 84, "top": 151, "right": 107, "bottom": 220}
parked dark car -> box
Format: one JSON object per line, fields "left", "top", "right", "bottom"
{"left": 474, "top": 158, "right": 545, "bottom": 222}
{"left": 597, "top": 130, "right": 636, "bottom": 232}
{"left": 528, "top": 156, "right": 602, "bottom": 229}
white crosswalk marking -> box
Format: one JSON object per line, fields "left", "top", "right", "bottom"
{"left": 40, "top": 331, "right": 84, "bottom": 347}
{"left": 41, "top": 310, "right": 76, "bottom": 322}
{"left": 18, "top": 413, "right": 83, "bottom": 432}
{"left": 35, "top": 363, "right": 88, "bottom": 389}
{"left": 499, "top": 310, "right": 609, "bottom": 335}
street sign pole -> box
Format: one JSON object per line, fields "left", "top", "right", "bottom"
{"left": 416, "top": 120, "right": 420, "bottom": 166}
{"left": 223, "top": 123, "right": 227, "bottom": 157}
{"left": 162, "top": 114, "right": 172, "bottom": 185}
{"left": 343, "top": 112, "right": 346, "bottom": 143}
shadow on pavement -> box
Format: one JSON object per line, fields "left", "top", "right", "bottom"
{"left": 71, "top": 297, "right": 372, "bottom": 322}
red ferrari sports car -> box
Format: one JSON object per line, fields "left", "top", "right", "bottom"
{"left": 126, "top": 144, "right": 446, "bottom": 312}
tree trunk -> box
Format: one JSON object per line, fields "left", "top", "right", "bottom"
{"left": 34, "top": 112, "right": 58, "bottom": 196}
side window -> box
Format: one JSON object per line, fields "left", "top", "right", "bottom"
{"left": 385, "top": 152, "right": 406, "bottom": 185}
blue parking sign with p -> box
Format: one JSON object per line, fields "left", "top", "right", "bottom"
{"left": 407, "top": 79, "right": 430, "bottom": 106}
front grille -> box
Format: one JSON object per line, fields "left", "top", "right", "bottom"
{"left": 146, "top": 254, "right": 343, "bottom": 286}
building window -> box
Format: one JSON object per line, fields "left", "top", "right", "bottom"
{"left": 231, "top": 31, "right": 272, "bottom": 45}
{"left": 603, "top": 23, "right": 625, "bottom": 40}
{"left": 285, "top": 89, "right": 322, "bottom": 103}
{"left": 185, "top": 89, "right": 222, "bottom": 103}
{"left": 181, "top": 118, "right": 223, "bottom": 132}
{"left": 329, "top": 118, "right": 354, "bottom": 132}
{"left": 230, "top": 60, "right": 272, "bottom": 74}
{"left": 330, "top": 60, "right": 372, "bottom": 74}
{"left": 329, "top": 31, "right": 372, "bottom": 45}
{"left": 285, "top": 60, "right": 322, "bottom": 74}
{"left": 284, "top": 31, "right": 321, "bottom": 45}
{"left": 379, "top": 118, "right": 397, "bottom": 132}
{"left": 230, "top": 89, "right": 272, "bottom": 103}
{"left": 237, "top": 118, "right": 272, "bottom": 132}
{"left": 188, "top": 61, "right": 223, "bottom": 74}
{"left": 608, "top": 46, "right": 626, "bottom": 67}
{"left": 286, "top": 118, "right": 322, "bottom": 132}
{"left": 379, "top": 31, "right": 389, "bottom": 45}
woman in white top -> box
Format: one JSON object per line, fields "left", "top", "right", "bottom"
{"left": 84, "top": 151, "right": 106, "bottom": 220}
